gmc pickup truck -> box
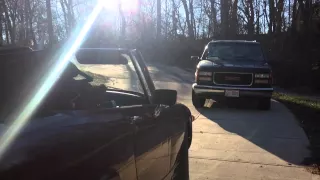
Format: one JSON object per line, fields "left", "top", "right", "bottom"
{"left": 191, "top": 40, "right": 273, "bottom": 110}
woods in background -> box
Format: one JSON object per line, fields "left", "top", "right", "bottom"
{"left": 0, "top": 0, "right": 319, "bottom": 45}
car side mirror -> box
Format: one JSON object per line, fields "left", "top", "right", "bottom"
{"left": 191, "top": 56, "right": 200, "bottom": 61}
{"left": 152, "top": 89, "right": 177, "bottom": 106}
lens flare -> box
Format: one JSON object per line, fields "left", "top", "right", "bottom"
{"left": 0, "top": 0, "right": 105, "bottom": 160}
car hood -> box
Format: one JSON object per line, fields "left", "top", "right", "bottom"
{"left": 197, "top": 59, "right": 271, "bottom": 72}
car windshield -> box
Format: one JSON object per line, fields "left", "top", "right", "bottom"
{"left": 208, "top": 43, "right": 265, "bottom": 62}
{"left": 71, "top": 50, "right": 144, "bottom": 96}
{"left": 0, "top": 50, "right": 146, "bottom": 117}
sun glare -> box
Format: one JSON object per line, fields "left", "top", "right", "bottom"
{"left": 0, "top": 0, "right": 140, "bottom": 162}
{"left": 0, "top": 0, "right": 105, "bottom": 160}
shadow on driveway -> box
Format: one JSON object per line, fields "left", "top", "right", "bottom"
{"left": 196, "top": 99, "right": 310, "bottom": 165}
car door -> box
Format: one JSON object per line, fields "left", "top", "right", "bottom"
{"left": 131, "top": 104, "right": 189, "bottom": 180}
{"left": 0, "top": 109, "right": 138, "bottom": 180}
{"left": 131, "top": 104, "right": 170, "bottom": 179}
{"left": 129, "top": 50, "right": 189, "bottom": 179}
{"left": 128, "top": 51, "right": 169, "bottom": 179}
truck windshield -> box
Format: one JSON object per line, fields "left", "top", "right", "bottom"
{"left": 208, "top": 43, "right": 265, "bottom": 62}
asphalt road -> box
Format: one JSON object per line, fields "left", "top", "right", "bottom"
{"left": 83, "top": 63, "right": 318, "bottom": 180}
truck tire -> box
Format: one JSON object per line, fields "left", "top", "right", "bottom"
{"left": 258, "top": 98, "right": 271, "bottom": 110}
{"left": 192, "top": 90, "right": 205, "bottom": 108}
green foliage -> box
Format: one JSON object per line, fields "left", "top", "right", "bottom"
{"left": 272, "top": 92, "right": 320, "bottom": 110}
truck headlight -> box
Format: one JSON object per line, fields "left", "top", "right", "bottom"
{"left": 255, "top": 73, "right": 270, "bottom": 78}
{"left": 198, "top": 77, "right": 212, "bottom": 81}
{"left": 196, "top": 71, "right": 212, "bottom": 82}
{"left": 198, "top": 71, "right": 212, "bottom": 76}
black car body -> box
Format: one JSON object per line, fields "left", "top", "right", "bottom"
{"left": 191, "top": 40, "right": 273, "bottom": 110}
{"left": 0, "top": 48, "right": 193, "bottom": 180}
{"left": 0, "top": 46, "right": 33, "bottom": 55}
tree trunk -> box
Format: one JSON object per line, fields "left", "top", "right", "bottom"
{"left": 171, "top": 0, "right": 178, "bottom": 38}
{"left": 230, "top": 0, "right": 239, "bottom": 36}
{"left": 177, "top": 10, "right": 186, "bottom": 35}
{"left": 10, "top": 13, "right": 16, "bottom": 44}
{"left": 4, "top": 20, "right": 9, "bottom": 44}
{"left": 210, "top": 0, "right": 218, "bottom": 37}
{"left": 181, "top": 0, "right": 194, "bottom": 38}
{"left": 19, "top": 11, "right": 26, "bottom": 43}
{"left": 0, "top": 13, "right": 3, "bottom": 45}
{"left": 46, "top": 0, "right": 54, "bottom": 47}
{"left": 256, "top": 9, "right": 260, "bottom": 34}
{"left": 268, "top": 0, "right": 275, "bottom": 34}
{"left": 291, "top": 0, "right": 297, "bottom": 32}
{"left": 275, "top": 0, "right": 284, "bottom": 34}
{"left": 157, "top": 0, "right": 161, "bottom": 39}
{"left": 29, "top": 5, "right": 36, "bottom": 46}
{"left": 60, "top": 0, "right": 69, "bottom": 34}
{"left": 66, "top": 0, "right": 75, "bottom": 30}
{"left": 2, "top": 0, "right": 13, "bottom": 44}
{"left": 255, "top": 0, "right": 260, "bottom": 34}
{"left": 248, "top": 0, "right": 255, "bottom": 36}
{"left": 25, "top": 0, "right": 30, "bottom": 40}
{"left": 263, "top": 0, "right": 269, "bottom": 33}
{"left": 288, "top": 0, "right": 291, "bottom": 24}
{"left": 189, "top": 0, "right": 195, "bottom": 38}
{"left": 220, "top": 0, "right": 229, "bottom": 38}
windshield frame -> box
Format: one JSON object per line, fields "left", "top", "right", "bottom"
{"left": 128, "top": 49, "right": 152, "bottom": 103}
{"left": 74, "top": 48, "right": 152, "bottom": 103}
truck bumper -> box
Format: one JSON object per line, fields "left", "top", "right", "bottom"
{"left": 192, "top": 83, "right": 273, "bottom": 99}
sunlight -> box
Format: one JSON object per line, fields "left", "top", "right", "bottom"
{"left": 0, "top": 0, "right": 105, "bottom": 160}
{"left": 101, "top": 0, "right": 138, "bottom": 13}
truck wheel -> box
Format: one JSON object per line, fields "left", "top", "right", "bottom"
{"left": 192, "top": 90, "right": 205, "bottom": 108}
{"left": 258, "top": 98, "right": 271, "bottom": 110}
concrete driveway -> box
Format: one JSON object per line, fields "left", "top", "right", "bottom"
{"left": 149, "top": 64, "right": 318, "bottom": 180}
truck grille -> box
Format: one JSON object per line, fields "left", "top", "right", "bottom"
{"left": 213, "top": 73, "right": 253, "bottom": 86}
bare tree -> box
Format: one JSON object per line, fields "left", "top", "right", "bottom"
{"left": 210, "top": 0, "right": 218, "bottom": 37}
{"left": 189, "top": 0, "right": 196, "bottom": 38}
{"left": 0, "top": 7, "right": 3, "bottom": 45}
{"left": 46, "top": 0, "right": 54, "bottom": 46}
{"left": 268, "top": 0, "right": 275, "bottom": 34}
{"left": 220, "top": 0, "right": 230, "bottom": 38}
{"left": 171, "top": 0, "right": 178, "bottom": 38}
{"left": 230, "top": 0, "right": 239, "bottom": 36}
{"left": 291, "top": 0, "right": 298, "bottom": 32}
{"left": 157, "top": 0, "right": 161, "bottom": 38}
{"left": 275, "top": 0, "right": 284, "bottom": 33}
{"left": 181, "top": 0, "right": 195, "bottom": 38}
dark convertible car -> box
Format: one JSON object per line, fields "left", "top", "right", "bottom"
{"left": 0, "top": 48, "right": 193, "bottom": 180}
